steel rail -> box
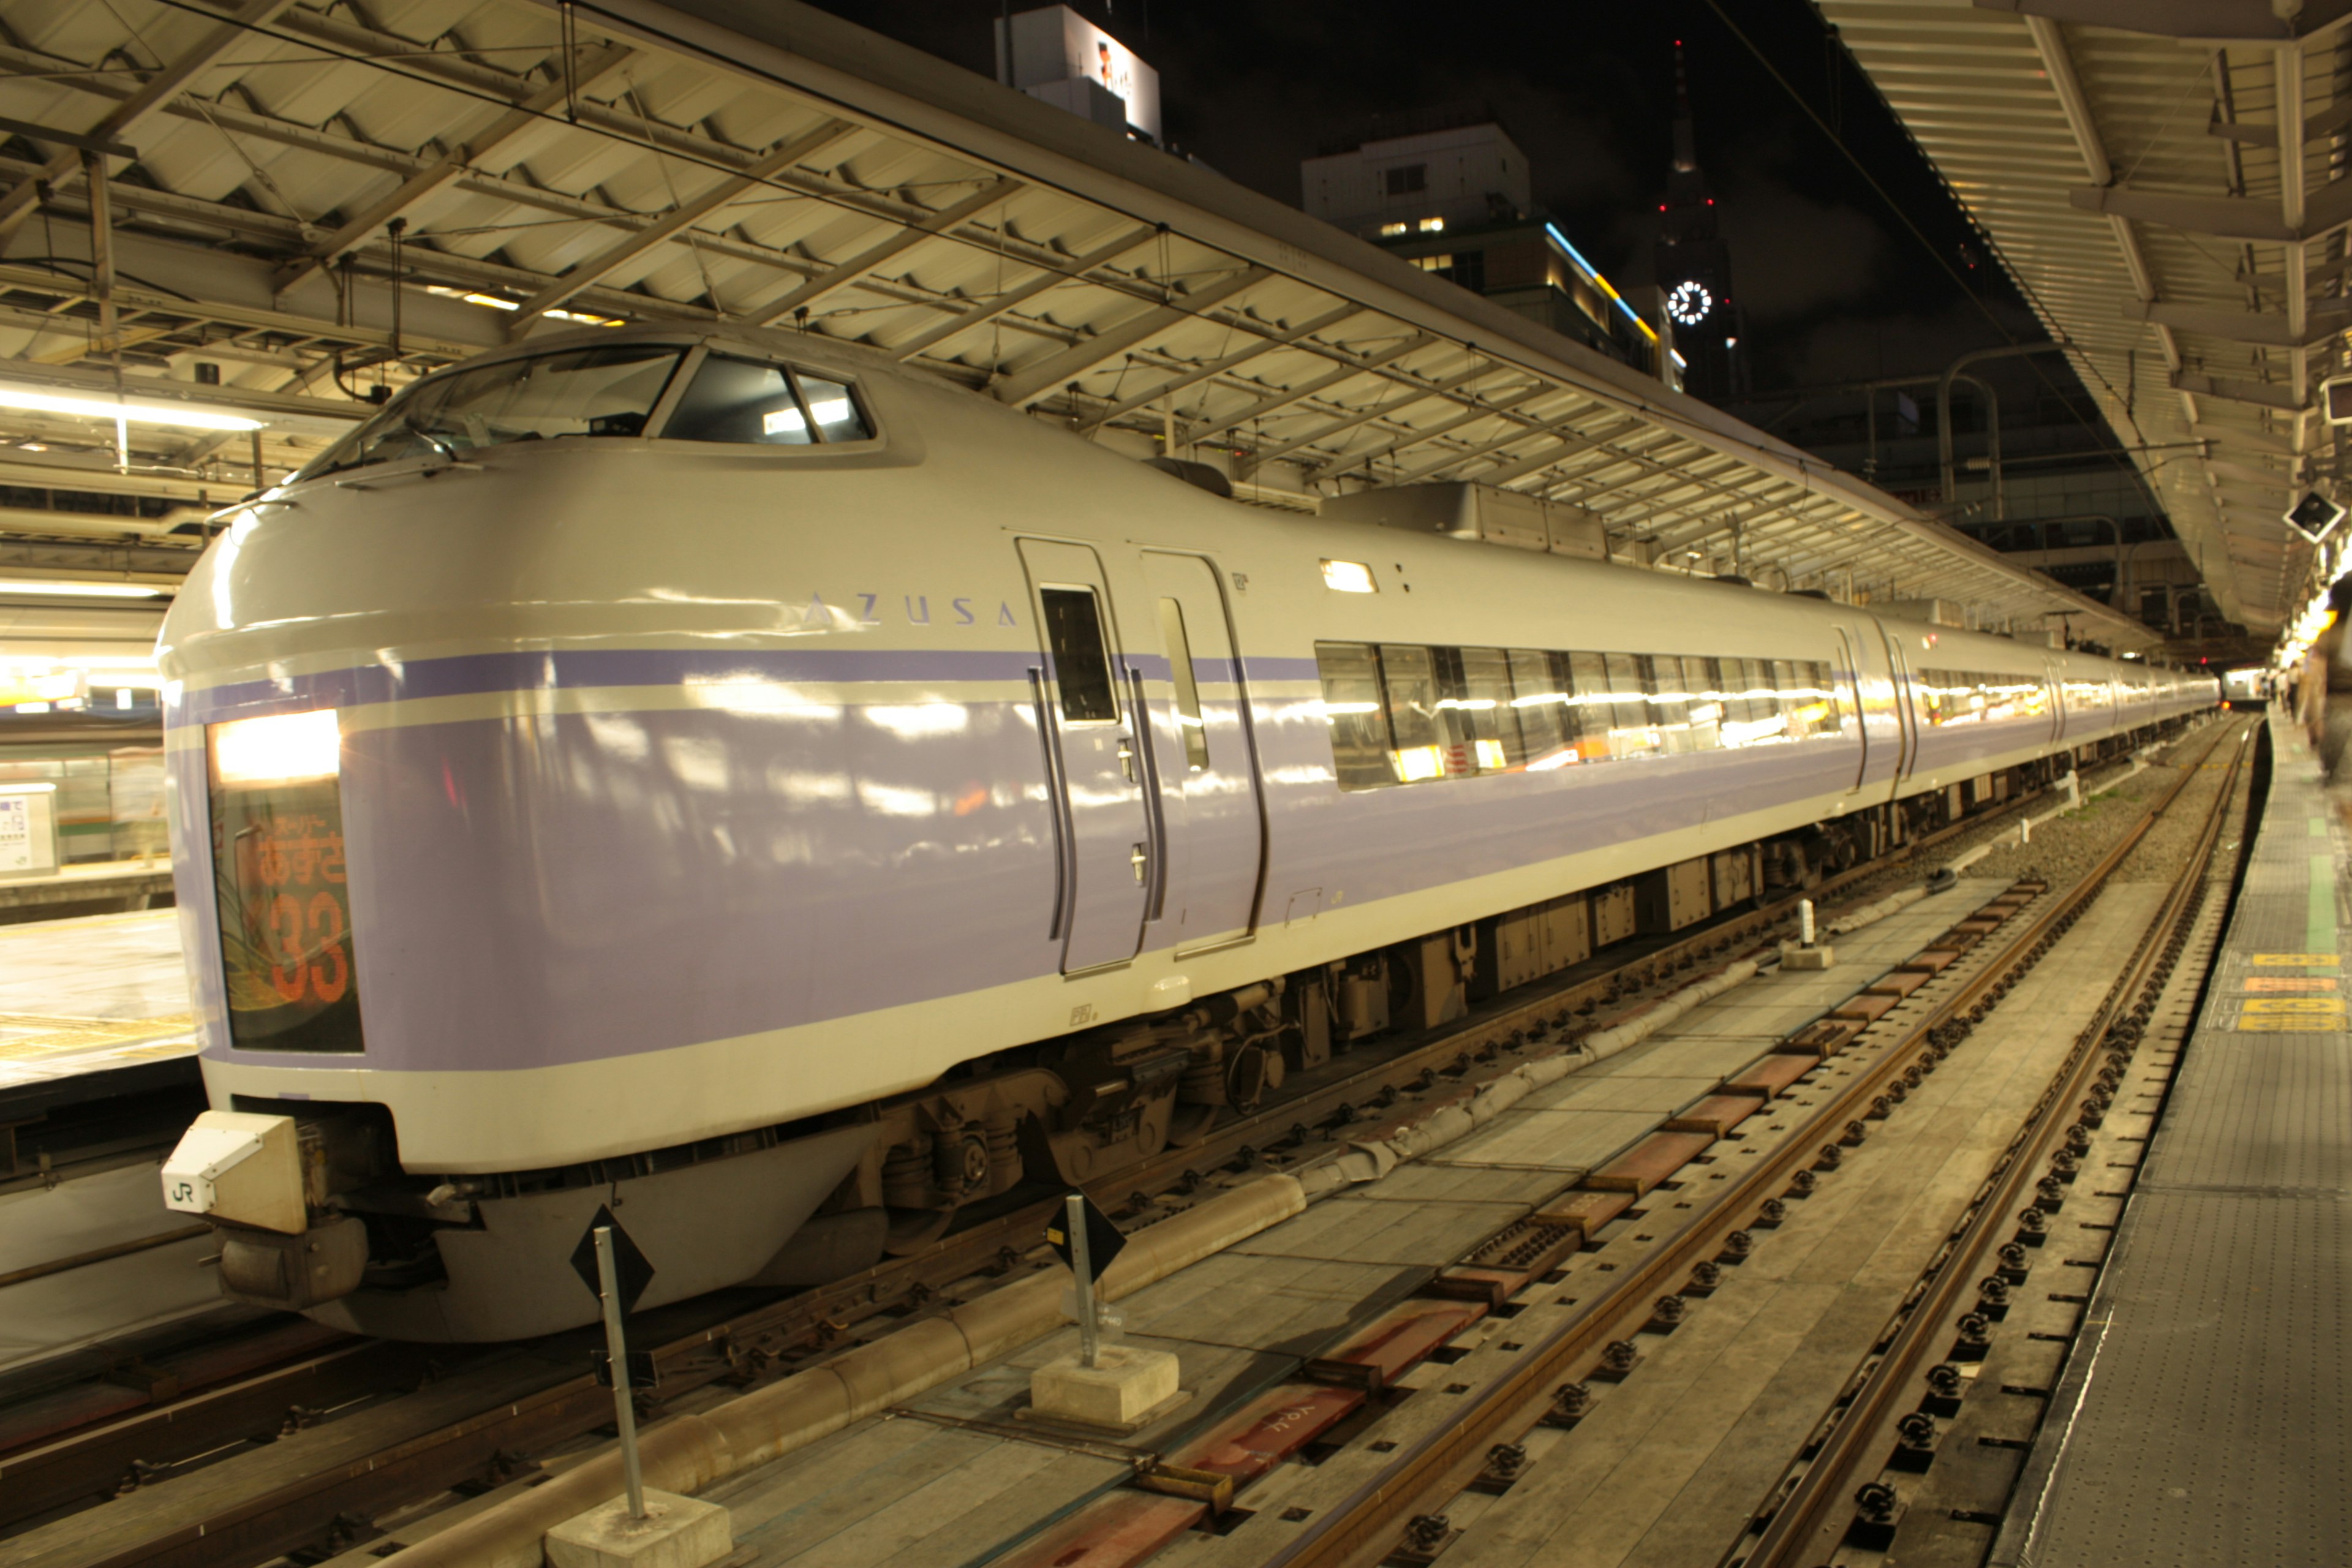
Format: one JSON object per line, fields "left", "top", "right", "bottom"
{"left": 1731, "top": 720, "right": 2254, "bottom": 1568}
{"left": 1257, "top": 717, "right": 2244, "bottom": 1568}
{"left": 0, "top": 742, "right": 2149, "bottom": 1561}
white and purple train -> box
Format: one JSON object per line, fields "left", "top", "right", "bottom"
{"left": 154, "top": 326, "right": 2215, "bottom": 1340}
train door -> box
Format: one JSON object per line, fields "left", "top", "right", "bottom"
{"left": 1880, "top": 630, "right": 1922, "bottom": 782}
{"left": 1017, "top": 538, "right": 1152, "bottom": 973}
{"left": 2042, "top": 656, "right": 2066, "bottom": 747}
{"left": 1139, "top": 551, "right": 1267, "bottom": 951}
{"left": 1832, "top": 625, "right": 1871, "bottom": 791}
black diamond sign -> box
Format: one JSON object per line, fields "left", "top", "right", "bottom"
{"left": 569, "top": 1205, "right": 655, "bottom": 1315}
{"left": 1043, "top": 1191, "right": 1127, "bottom": 1286}
{"left": 2285, "top": 490, "right": 2346, "bottom": 544}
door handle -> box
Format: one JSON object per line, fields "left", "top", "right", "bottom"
{"left": 1117, "top": 733, "right": 1137, "bottom": 783}
{"left": 1130, "top": 843, "right": 1148, "bottom": 884}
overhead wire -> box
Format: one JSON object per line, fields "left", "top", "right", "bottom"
{"left": 1698, "top": 0, "right": 2160, "bottom": 503}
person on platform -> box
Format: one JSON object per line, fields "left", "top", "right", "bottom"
{"left": 2299, "top": 575, "right": 2352, "bottom": 778}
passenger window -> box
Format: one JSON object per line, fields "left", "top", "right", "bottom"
{"left": 1683, "top": 657, "right": 1722, "bottom": 751}
{"left": 797, "top": 374, "right": 873, "bottom": 443}
{"left": 1808, "top": 661, "right": 1843, "bottom": 734}
{"left": 1507, "top": 648, "right": 1569, "bottom": 766}
{"left": 1771, "top": 659, "right": 1801, "bottom": 731}
{"left": 1646, "top": 655, "right": 1694, "bottom": 753}
{"left": 1738, "top": 657, "right": 1777, "bottom": 731}
{"left": 1381, "top": 644, "right": 1446, "bottom": 782}
{"left": 1569, "top": 652, "right": 1612, "bottom": 758}
{"left": 1041, "top": 588, "right": 1119, "bottom": 723}
{"left": 1602, "top": 652, "right": 1657, "bottom": 758}
{"left": 1158, "top": 599, "right": 1210, "bottom": 770}
{"left": 1785, "top": 662, "right": 1830, "bottom": 738}
{"left": 1455, "top": 646, "right": 1520, "bottom": 772}
{"left": 1316, "top": 642, "right": 1394, "bottom": 790}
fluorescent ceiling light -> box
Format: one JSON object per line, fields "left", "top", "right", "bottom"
{"left": 0, "top": 385, "right": 264, "bottom": 431}
{"left": 0, "top": 579, "right": 168, "bottom": 597}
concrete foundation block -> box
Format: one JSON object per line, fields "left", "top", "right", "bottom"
{"left": 546, "top": 1490, "right": 733, "bottom": 1568}
{"left": 1030, "top": 1344, "right": 1180, "bottom": 1428}
{"left": 1782, "top": 944, "right": 1838, "bottom": 971}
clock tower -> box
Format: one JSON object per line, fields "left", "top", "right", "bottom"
{"left": 1654, "top": 42, "right": 1745, "bottom": 400}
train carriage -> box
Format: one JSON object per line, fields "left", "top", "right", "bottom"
{"left": 156, "top": 326, "right": 2216, "bottom": 1339}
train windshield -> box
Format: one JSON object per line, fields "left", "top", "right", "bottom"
{"left": 295, "top": 345, "right": 685, "bottom": 480}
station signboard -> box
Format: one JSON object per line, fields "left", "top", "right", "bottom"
{"left": 997, "top": 6, "right": 1161, "bottom": 141}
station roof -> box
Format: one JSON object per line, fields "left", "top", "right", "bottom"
{"left": 1817, "top": 0, "right": 2352, "bottom": 636}
{"left": 0, "top": 0, "right": 2155, "bottom": 650}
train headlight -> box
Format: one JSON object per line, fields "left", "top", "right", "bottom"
{"left": 211, "top": 709, "right": 341, "bottom": 786}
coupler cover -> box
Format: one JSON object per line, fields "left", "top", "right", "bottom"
{"left": 219, "top": 1214, "right": 370, "bottom": 1310}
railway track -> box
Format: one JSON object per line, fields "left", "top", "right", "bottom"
{"left": 1724, "top": 721, "right": 2256, "bottom": 1568}
{"left": 0, "top": 728, "right": 2215, "bottom": 1567}
{"left": 1232, "top": 715, "right": 2252, "bottom": 1568}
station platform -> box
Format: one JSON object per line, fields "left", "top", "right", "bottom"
{"left": 0, "top": 906, "right": 197, "bottom": 1120}
{"left": 0, "top": 858, "right": 176, "bottom": 925}
{"left": 1994, "top": 710, "right": 2351, "bottom": 1567}
{"left": 0, "top": 908, "right": 211, "bottom": 1374}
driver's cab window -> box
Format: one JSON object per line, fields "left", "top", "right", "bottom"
{"left": 663, "top": 353, "right": 875, "bottom": 445}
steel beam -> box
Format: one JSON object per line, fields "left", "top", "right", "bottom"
{"left": 1460, "top": 418, "right": 1649, "bottom": 489}
{"left": 504, "top": 119, "right": 861, "bottom": 330}
{"left": 1079, "top": 303, "right": 1360, "bottom": 435}
{"left": 2066, "top": 178, "right": 2352, "bottom": 243}
{"left": 743, "top": 177, "right": 1023, "bottom": 328}
{"left": 1177, "top": 329, "right": 1433, "bottom": 443}
{"left": 990, "top": 268, "right": 1272, "bottom": 409}
{"left": 891, "top": 224, "right": 1158, "bottom": 363}
{"left": 2188, "top": 421, "right": 2296, "bottom": 455}
{"left": 2168, "top": 370, "right": 2304, "bottom": 412}
{"left": 1241, "top": 360, "right": 1496, "bottom": 473}
{"left": 2122, "top": 298, "right": 2347, "bottom": 346}
{"left": 1381, "top": 401, "right": 1613, "bottom": 488}
{"left": 276, "top": 42, "right": 638, "bottom": 296}
{"left": 0, "top": 0, "right": 301, "bottom": 243}
{"left": 1302, "top": 382, "right": 1550, "bottom": 483}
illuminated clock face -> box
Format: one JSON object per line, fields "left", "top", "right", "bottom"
{"left": 1667, "top": 279, "right": 1713, "bottom": 326}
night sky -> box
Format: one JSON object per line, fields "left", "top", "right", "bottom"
{"left": 802, "top": 0, "right": 2057, "bottom": 398}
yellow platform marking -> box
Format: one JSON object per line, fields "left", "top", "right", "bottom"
{"left": 0, "top": 1012, "right": 196, "bottom": 1061}
{"left": 2240, "top": 997, "right": 2348, "bottom": 1015}
{"left": 2244, "top": 977, "right": 2340, "bottom": 992}
{"left": 2252, "top": 953, "right": 2340, "bottom": 967}
{"left": 2237, "top": 1015, "right": 2346, "bottom": 1031}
